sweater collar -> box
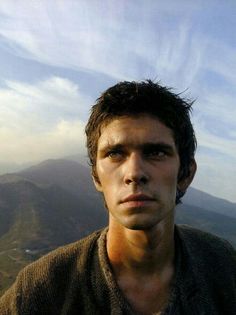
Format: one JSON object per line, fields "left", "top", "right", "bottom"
{"left": 94, "top": 226, "right": 215, "bottom": 315}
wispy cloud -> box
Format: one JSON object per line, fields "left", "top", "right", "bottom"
{"left": 0, "top": 77, "right": 87, "bottom": 163}
{"left": 0, "top": 1, "right": 204, "bottom": 84}
{"left": 194, "top": 149, "right": 236, "bottom": 203}
{"left": 0, "top": 1, "right": 235, "bottom": 202}
{"left": 0, "top": 1, "right": 232, "bottom": 93}
{"left": 195, "top": 123, "right": 236, "bottom": 157}
{"left": 0, "top": 119, "right": 86, "bottom": 164}
{"left": 204, "top": 39, "right": 236, "bottom": 86}
{"left": 0, "top": 76, "right": 90, "bottom": 130}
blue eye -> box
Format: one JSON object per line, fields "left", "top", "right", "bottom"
{"left": 107, "top": 150, "right": 123, "bottom": 159}
{"left": 155, "top": 151, "right": 166, "bottom": 157}
{"left": 145, "top": 150, "right": 166, "bottom": 159}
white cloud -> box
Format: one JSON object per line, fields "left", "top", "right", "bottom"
{"left": 194, "top": 90, "right": 236, "bottom": 129}
{"left": 0, "top": 77, "right": 88, "bottom": 164}
{"left": 0, "top": 0, "right": 234, "bottom": 89}
{"left": 0, "top": 76, "right": 90, "bottom": 131}
{"left": 0, "top": 0, "right": 235, "bottom": 203}
{"left": 194, "top": 150, "right": 236, "bottom": 203}
{"left": 204, "top": 39, "right": 236, "bottom": 86}
{"left": 194, "top": 118, "right": 236, "bottom": 158}
{"left": 0, "top": 119, "right": 86, "bottom": 164}
{"left": 0, "top": 0, "right": 230, "bottom": 98}
{"left": 0, "top": 1, "right": 205, "bottom": 83}
{"left": 192, "top": 109, "right": 236, "bottom": 202}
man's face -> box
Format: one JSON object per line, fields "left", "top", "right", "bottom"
{"left": 94, "top": 115, "right": 184, "bottom": 230}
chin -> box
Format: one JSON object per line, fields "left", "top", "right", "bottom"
{"left": 121, "top": 217, "right": 160, "bottom": 231}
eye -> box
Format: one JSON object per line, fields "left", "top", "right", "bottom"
{"left": 107, "top": 150, "right": 124, "bottom": 160}
{"left": 145, "top": 149, "right": 167, "bottom": 160}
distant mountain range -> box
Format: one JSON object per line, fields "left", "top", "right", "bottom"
{"left": 0, "top": 158, "right": 235, "bottom": 296}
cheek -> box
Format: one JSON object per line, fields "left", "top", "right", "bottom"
{"left": 96, "top": 161, "right": 112, "bottom": 183}
{"left": 97, "top": 159, "right": 123, "bottom": 181}
{"left": 155, "top": 169, "right": 178, "bottom": 206}
{"left": 95, "top": 161, "right": 120, "bottom": 194}
{"left": 157, "top": 166, "right": 179, "bottom": 190}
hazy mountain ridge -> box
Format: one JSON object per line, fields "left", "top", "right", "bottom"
{"left": 176, "top": 204, "right": 236, "bottom": 245}
{"left": 183, "top": 187, "right": 236, "bottom": 219}
{"left": 0, "top": 158, "right": 235, "bottom": 296}
{"left": 0, "top": 174, "right": 106, "bottom": 250}
{"left": 0, "top": 162, "right": 107, "bottom": 295}
{"left": 18, "top": 159, "right": 97, "bottom": 198}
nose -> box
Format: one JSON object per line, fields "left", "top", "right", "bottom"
{"left": 123, "top": 152, "right": 149, "bottom": 186}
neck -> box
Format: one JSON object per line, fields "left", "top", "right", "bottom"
{"left": 107, "top": 213, "right": 175, "bottom": 277}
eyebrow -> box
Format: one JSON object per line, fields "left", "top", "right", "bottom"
{"left": 99, "top": 142, "right": 176, "bottom": 153}
{"left": 141, "top": 143, "right": 176, "bottom": 153}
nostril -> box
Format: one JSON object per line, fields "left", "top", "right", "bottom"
{"left": 125, "top": 174, "right": 148, "bottom": 185}
{"left": 123, "top": 154, "right": 149, "bottom": 185}
{"left": 125, "top": 178, "right": 132, "bottom": 185}
{"left": 140, "top": 175, "right": 148, "bottom": 184}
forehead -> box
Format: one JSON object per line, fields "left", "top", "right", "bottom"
{"left": 98, "top": 115, "right": 176, "bottom": 148}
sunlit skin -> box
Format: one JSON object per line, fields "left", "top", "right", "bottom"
{"left": 94, "top": 115, "right": 196, "bottom": 314}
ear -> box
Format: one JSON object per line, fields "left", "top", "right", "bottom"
{"left": 178, "top": 159, "right": 197, "bottom": 192}
{"left": 92, "top": 173, "right": 103, "bottom": 192}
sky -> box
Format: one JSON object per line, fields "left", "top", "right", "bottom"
{"left": 0, "top": 0, "right": 235, "bottom": 203}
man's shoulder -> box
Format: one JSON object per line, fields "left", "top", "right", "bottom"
{"left": 176, "top": 224, "right": 235, "bottom": 251}
{"left": 6, "top": 228, "right": 104, "bottom": 295}
{"left": 0, "top": 229, "right": 106, "bottom": 313}
{"left": 176, "top": 224, "right": 236, "bottom": 265}
{"left": 23, "top": 228, "right": 104, "bottom": 274}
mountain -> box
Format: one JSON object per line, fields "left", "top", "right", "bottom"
{"left": 0, "top": 161, "right": 33, "bottom": 176}
{"left": 176, "top": 204, "right": 236, "bottom": 245}
{"left": 0, "top": 179, "right": 106, "bottom": 249}
{"left": 0, "top": 158, "right": 235, "bottom": 296}
{"left": 18, "top": 159, "right": 96, "bottom": 198}
{"left": 0, "top": 160, "right": 107, "bottom": 295}
{"left": 183, "top": 187, "right": 236, "bottom": 219}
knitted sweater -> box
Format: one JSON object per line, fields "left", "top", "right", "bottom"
{"left": 0, "top": 225, "right": 235, "bottom": 315}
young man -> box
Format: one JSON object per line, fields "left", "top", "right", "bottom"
{"left": 0, "top": 80, "right": 235, "bottom": 314}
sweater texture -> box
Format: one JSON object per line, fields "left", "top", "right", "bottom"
{"left": 0, "top": 224, "right": 235, "bottom": 315}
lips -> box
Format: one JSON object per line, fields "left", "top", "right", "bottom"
{"left": 120, "top": 193, "right": 155, "bottom": 203}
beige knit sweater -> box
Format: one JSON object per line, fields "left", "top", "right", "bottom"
{"left": 0, "top": 225, "right": 235, "bottom": 315}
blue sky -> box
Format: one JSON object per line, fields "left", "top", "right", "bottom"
{"left": 0, "top": 0, "right": 235, "bottom": 203}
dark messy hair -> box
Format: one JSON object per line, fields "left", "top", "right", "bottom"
{"left": 85, "top": 80, "right": 197, "bottom": 203}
